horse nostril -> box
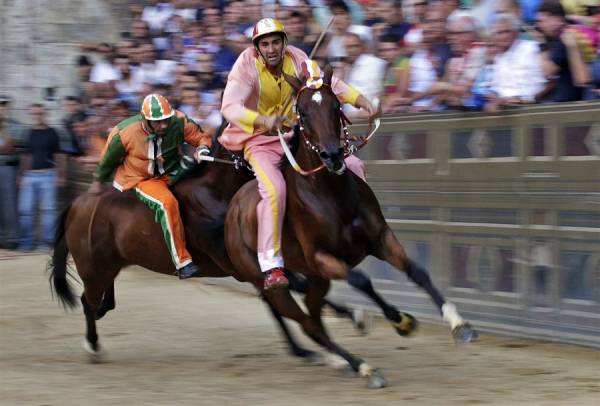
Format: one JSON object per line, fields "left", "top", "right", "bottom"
{"left": 319, "top": 151, "right": 330, "bottom": 160}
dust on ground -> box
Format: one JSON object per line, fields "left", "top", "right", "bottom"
{"left": 1, "top": 253, "right": 598, "bottom": 406}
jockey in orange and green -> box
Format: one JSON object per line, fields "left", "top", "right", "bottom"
{"left": 90, "top": 94, "right": 212, "bottom": 279}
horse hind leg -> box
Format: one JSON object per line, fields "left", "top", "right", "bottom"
{"left": 95, "top": 283, "right": 116, "bottom": 320}
{"left": 287, "top": 270, "right": 370, "bottom": 334}
{"left": 376, "top": 228, "right": 477, "bottom": 343}
{"left": 81, "top": 294, "right": 103, "bottom": 361}
{"left": 80, "top": 272, "right": 116, "bottom": 361}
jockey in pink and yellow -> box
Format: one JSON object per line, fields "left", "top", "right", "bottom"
{"left": 220, "top": 18, "right": 380, "bottom": 290}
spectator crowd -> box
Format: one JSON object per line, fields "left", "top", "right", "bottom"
{"left": 1, "top": 0, "right": 600, "bottom": 251}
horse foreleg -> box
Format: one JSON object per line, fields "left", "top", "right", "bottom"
{"left": 262, "top": 295, "right": 318, "bottom": 360}
{"left": 347, "top": 268, "right": 417, "bottom": 337}
{"left": 305, "top": 255, "right": 388, "bottom": 388}
{"left": 287, "top": 270, "right": 362, "bottom": 328}
{"left": 376, "top": 228, "right": 477, "bottom": 343}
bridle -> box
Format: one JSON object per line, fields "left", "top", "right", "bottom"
{"left": 295, "top": 84, "right": 352, "bottom": 155}
{"left": 278, "top": 84, "right": 380, "bottom": 176}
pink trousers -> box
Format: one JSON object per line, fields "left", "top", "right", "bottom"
{"left": 244, "top": 136, "right": 365, "bottom": 272}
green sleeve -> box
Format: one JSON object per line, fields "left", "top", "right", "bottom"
{"left": 95, "top": 133, "right": 126, "bottom": 182}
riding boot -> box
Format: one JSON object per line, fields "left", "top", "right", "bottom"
{"left": 177, "top": 263, "right": 201, "bottom": 279}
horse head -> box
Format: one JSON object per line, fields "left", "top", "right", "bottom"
{"left": 284, "top": 61, "right": 349, "bottom": 175}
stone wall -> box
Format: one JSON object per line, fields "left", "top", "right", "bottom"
{"left": 0, "top": 0, "right": 133, "bottom": 124}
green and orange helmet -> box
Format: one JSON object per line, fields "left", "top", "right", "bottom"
{"left": 251, "top": 18, "right": 287, "bottom": 46}
{"left": 141, "top": 93, "right": 175, "bottom": 121}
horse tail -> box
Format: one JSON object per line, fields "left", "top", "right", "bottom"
{"left": 49, "top": 202, "right": 78, "bottom": 309}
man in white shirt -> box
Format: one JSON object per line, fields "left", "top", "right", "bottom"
{"left": 406, "top": 11, "right": 448, "bottom": 111}
{"left": 327, "top": 1, "right": 372, "bottom": 61}
{"left": 340, "top": 33, "right": 386, "bottom": 118}
{"left": 489, "top": 13, "right": 546, "bottom": 107}
{"left": 90, "top": 43, "right": 121, "bottom": 84}
{"left": 141, "top": 1, "right": 174, "bottom": 32}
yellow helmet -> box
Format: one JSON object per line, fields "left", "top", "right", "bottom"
{"left": 252, "top": 18, "right": 287, "bottom": 44}
{"left": 141, "top": 94, "right": 175, "bottom": 121}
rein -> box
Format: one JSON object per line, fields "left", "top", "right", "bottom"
{"left": 278, "top": 85, "right": 380, "bottom": 176}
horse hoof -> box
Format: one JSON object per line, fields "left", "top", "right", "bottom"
{"left": 83, "top": 340, "right": 104, "bottom": 363}
{"left": 367, "top": 370, "right": 388, "bottom": 389}
{"left": 452, "top": 323, "right": 478, "bottom": 344}
{"left": 392, "top": 313, "right": 418, "bottom": 337}
{"left": 351, "top": 308, "right": 373, "bottom": 335}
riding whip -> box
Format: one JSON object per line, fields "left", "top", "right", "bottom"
{"left": 309, "top": 15, "right": 335, "bottom": 59}
{"left": 196, "top": 155, "right": 239, "bottom": 166}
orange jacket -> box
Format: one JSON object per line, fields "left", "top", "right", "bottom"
{"left": 95, "top": 111, "right": 211, "bottom": 191}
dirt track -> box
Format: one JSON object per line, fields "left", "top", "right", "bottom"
{"left": 1, "top": 253, "right": 599, "bottom": 406}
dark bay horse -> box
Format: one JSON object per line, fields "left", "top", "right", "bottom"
{"left": 224, "top": 66, "right": 477, "bottom": 388}
{"left": 49, "top": 125, "right": 414, "bottom": 360}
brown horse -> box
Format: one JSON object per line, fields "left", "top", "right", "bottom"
{"left": 49, "top": 124, "right": 414, "bottom": 361}
{"left": 224, "top": 66, "right": 477, "bottom": 388}
{"left": 49, "top": 137, "right": 253, "bottom": 353}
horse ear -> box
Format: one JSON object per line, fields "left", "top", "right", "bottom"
{"left": 283, "top": 72, "right": 303, "bottom": 93}
{"left": 323, "top": 64, "right": 333, "bottom": 86}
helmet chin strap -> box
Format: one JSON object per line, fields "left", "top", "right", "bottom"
{"left": 254, "top": 35, "right": 287, "bottom": 67}
{"left": 141, "top": 117, "right": 152, "bottom": 134}
{"left": 142, "top": 117, "right": 169, "bottom": 137}
{"left": 258, "top": 48, "right": 286, "bottom": 72}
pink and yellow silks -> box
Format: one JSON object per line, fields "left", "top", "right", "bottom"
{"left": 220, "top": 45, "right": 366, "bottom": 273}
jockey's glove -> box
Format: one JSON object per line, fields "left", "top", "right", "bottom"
{"left": 194, "top": 145, "right": 211, "bottom": 162}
